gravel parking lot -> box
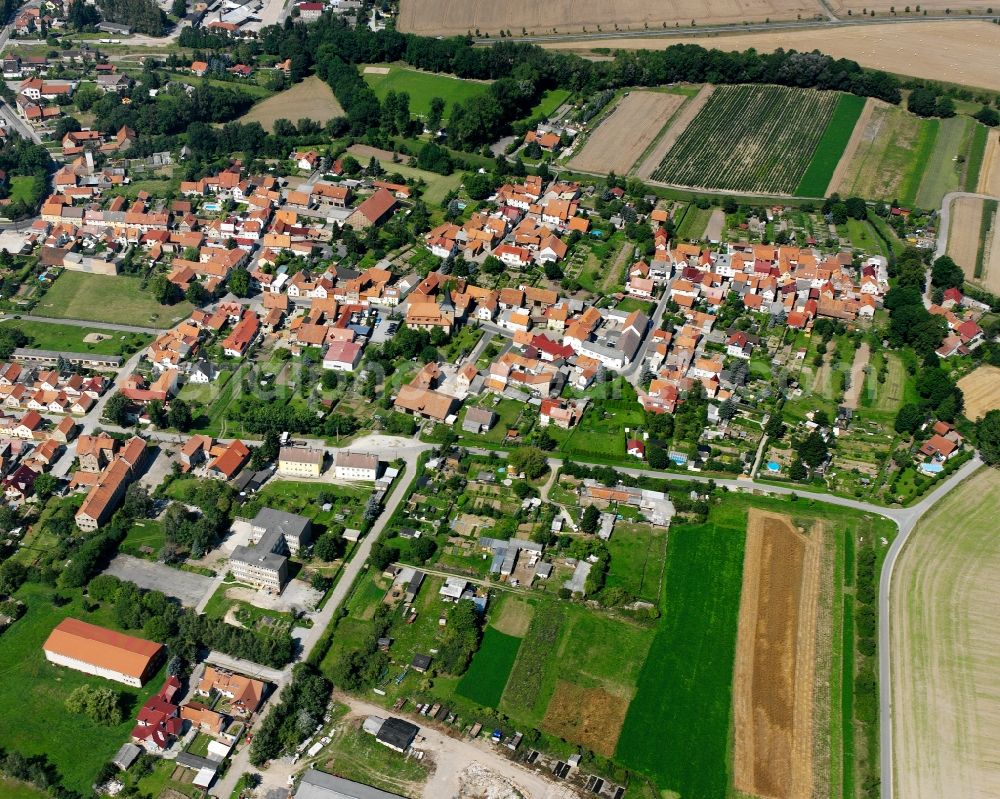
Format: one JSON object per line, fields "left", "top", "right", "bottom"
{"left": 105, "top": 554, "right": 216, "bottom": 607}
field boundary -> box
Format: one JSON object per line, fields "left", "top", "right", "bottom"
{"left": 636, "top": 85, "right": 714, "bottom": 180}
{"left": 820, "top": 97, "right": 875, "bottom": 197}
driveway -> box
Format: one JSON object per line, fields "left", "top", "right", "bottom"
{"left": 104, "top": 554, "right": 216, "bottom": 608}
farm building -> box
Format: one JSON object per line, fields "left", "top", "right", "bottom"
{"left": 43, "top": 618, "right": 163, "bottom": 686}
{"left": 295, "top": 768, "right": 408, "bottom": 799}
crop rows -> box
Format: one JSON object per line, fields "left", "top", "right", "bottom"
{"left": 652, "top": 85, "right": 841, "bottom": 194}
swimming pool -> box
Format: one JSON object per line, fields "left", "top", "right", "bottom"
{"left": 920, "top": 462, "right": 944, "bottom": 474}
{"left": 766, "top": 461, "right": 781, "bottom": 472}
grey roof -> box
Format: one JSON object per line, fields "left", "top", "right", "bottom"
{"left": 175, "top": 752, "right": 218, "bottom": 772}
{"left": 231, "top": 543, "right": 286, "bottom": 571}
{"left": 295, "top": 769, "right": 407, "bottom": 799}
{"left": 375, "top": 717, "right": 419, "bottom": 751}
{"left": 251, "top": 507, "right": 311, "bottom": 541}
{"left": 113, "top": 743, "right": 141, "bottom": 770}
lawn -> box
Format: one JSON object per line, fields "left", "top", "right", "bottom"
{"left": 605, "top": 522, "right": 668, "bottom": 604}
{"left": 0, "top": 584, "right": 165, "bottom": 796}
{"left": 248, "top": 479, "right": 369, "bottom": 533}
{"left": 530, "top": 88, "right": 571, "bottom": 119}
{"left": 360, "top": 64, "right": 490, "bottom": 119}
{"left": 364, "top": 156, "right": 462, "bottom": 205}
{"left": 316, "top": 723, "right": 428, "bottom": 795}
{"left": 898, "top": 118, "right": 939, "bottom": 207}
{"left": 674, "top": 203, "right": 712, "bottom": 241}
{"left": 456, "top": 627, "right": 522, "bottom": 707}
{"left": 615, "top": 504, "right": 747, "bottom": 799}
{"left": 33, "top": 272, "right": 192, "bottom": 329}
{"left": 0, "top": 319, "right": 151, "bottom": 355}
{"left": 120, "top": 519, "right": 166, "bottom": 558}
{"left": 0, "top": 779, "right": 50, "bottom": 799}
{"left": 796, "top": 92, "right": 867, "bottom": 197}
{"left": 9, "top": 175, "right": 42, "bottom": 206}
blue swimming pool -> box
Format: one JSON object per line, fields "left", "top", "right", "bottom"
{"left": 766, "top": 461, "right": 781, "bottom": 472}
{"left": 921, "top": 462, "right": 944, "bottom": 474}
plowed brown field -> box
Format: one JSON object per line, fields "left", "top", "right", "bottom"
{"left": 733, "top": 509, "right": 821, "bottom": 799}
{"left": 542, "top": 681, "right": 629, "bottom": 757}
{"left": 569, "top": 91, "right": 686, "bottom": 175}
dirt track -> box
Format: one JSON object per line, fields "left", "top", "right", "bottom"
{"left": 542, "top": 21, "right": 1000, "bottom": 92}
{"left": 636, "top": 85, "right": 714, "bottom": 180}
{"left": 398, "top": 0, "right": 818, "bottom": 36}
{"left": 733, "top": 509, "right": 820, "bottom": 799}
{"left": 569, "top": 91, "right": 685, "bottom": 175}
{"left": 826, "top": 98, "right": 877, "bottom": 196}
{"left": 891, "top": 468, "right": 1000, "bottom": 799}
{"left": 844, "top": 341, "right": 870, "bottom": 410}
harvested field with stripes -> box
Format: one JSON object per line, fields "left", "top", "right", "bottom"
{"left": 649, "top": 85, "right": 846, "bottom": 194}
{"left": 569, "top": 90, "right": 686, "bottom": 175}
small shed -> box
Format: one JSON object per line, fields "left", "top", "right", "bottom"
{"left": 411, "top": 653, "right": 432, "bottom": 673}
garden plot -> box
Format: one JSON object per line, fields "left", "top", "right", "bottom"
{"left": 569, "top": 90, "right": 686, "bottom": 175}
{"left": 650, "top": 85, "right": 844, "bottom": 194}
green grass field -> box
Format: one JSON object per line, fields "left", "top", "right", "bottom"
{"left": 120, "top": 519, "right": 166, "bottom": 558}
{"left": 797, "top": 92, "right": 867, "bottom": 197}
{"left": 0, "top": 319, "right": 151, "bottom": 355}
{"left": 365, "top": 156, "right": 462, "bottom": 205}
{"left": 615, "top": 505, "right": 746, "bottom": 799}
{"left": 675, "top": 203, "right": 712, "bottom": 240}
{"left": 0, "top": 779, "right": 50, "bottom": 799}
{"left": 915, "top": 116, "right": 978, "bottom": 209}
{"left": 34, "top": 272, "right": 192, "bottom": 329}
{"left": 965, "top": 122, "right": 989, "bottom": 192}
{"left": 0, "top": 584, "right": 164, "bottom": 795}
{"left": 530, "top": 88, "right": 571, "bottom": 119}
{"left": 898, "top": 118, "right": 939, "bottom": 207}
{"left": 361, "top": 65, "right": 490, "bottom": 119}
{"left": 249, "top": 479, "right": 369, "bottom": 533}
{"left": 605, "top": 522, "right": 668, "bottom": 604}
{"left": 456, "top": 627, "right": 522, "bottom": 707}
{"left": 9, "top": 175, "right": 42, "bottom": 206}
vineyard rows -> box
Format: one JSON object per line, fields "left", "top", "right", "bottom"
{"left": 652, "top": 85, "right": 841, "bottom": 195}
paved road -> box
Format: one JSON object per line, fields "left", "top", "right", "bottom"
{"left": 878, "top": 455, "right": 983, "bottom": 799}
{"left": 11, "top": 314, "right": 164, "bottom": 335}
{"left": 211, "top": 434, "right": 432, "bottom": 799}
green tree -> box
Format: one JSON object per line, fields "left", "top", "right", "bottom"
{"left": 314, "top": 532, "right": 343, "bottom": 561}
{"left": 171, "top": 0, "right": 186, "bottom": 15}
{"left": 168, "top": 398, "right": 193, "bottom": 431}
{"left": 509, "top": 446, "right": 548, "bottom": 479}
{"left": 427, "top": 96, "right": 446, "bottom": 130}
{"left": 977, "top": 409, "right": 1000, "bottom": 466}
{"left": 931, "top": 255, "right": 965, "bottom": 290}
{"left": 65, "top": 685, "right": 122, "bottom": 726}
{"left": 894, "top": 403, "right": 924, "bottom": 435}
{"left": 32, "top": 472, "right": 57, "bottom": 501}
{"left": 580, "top": 504, "right": 600, "bottom": 534}
{"left": 103, "top": 391, "right": 131, "bottom": 426}
{"left": 228, "top": 267, "right": 251, "bottom": 298}
{"left": 797, "top": 431, "right": 829, "bottom": 469}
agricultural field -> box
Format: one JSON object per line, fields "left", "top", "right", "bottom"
{"left": 615, "top": 502, "right": 746, "bottom": 798}
{"left": 733, "top": 510, "right": 821, "bottom": 799}
{"left": 33, "top": 272, "right": 192, "bottom": 329}
{"left": 0, "top": 319, "right": 150, "bottom": 355}
{"left": 914, "top": 116, "right": 987, "bottom": 210}
{"left": 360, "top": 65, "right": 489, "bottom": 119}
{"left": 978, "top": 128, "right": 1000, "bottom": 196}
{"left": 543, "top": 21, "right": 1000, "bottom": 93}
{"left": 947, "top": 196, "right": 985, "bottom": 277}
{"left": 649, "top": 85, "right": 855, "bottom": 195}
{"left": 892, "top": 467, "right": 1000, "bottom": 799}
{"left": 397, "top": 0, "right": 821, "bottom": 37}
{"left": 829, "top": 101, "right": 932, "bottom": 202}
{"left": 795, "top": 94, "right": 868, "bottom": 197}
{"left": 568, "top": 90, "right": 687, "bottom": 175}
{"left": 456, "top": 628, "right": 522, "bottom": 707}
{"left": 957, "top": 365, "right": 1000, "bottom": 421}
{"left": 950, "top": 195, "right": 1000, "bottom": 294}
{"left": 239, "top": 75, "right": 343, "bottom": 131}
{"left": 636, "top": 85, "right": 714, "bottom": 181}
